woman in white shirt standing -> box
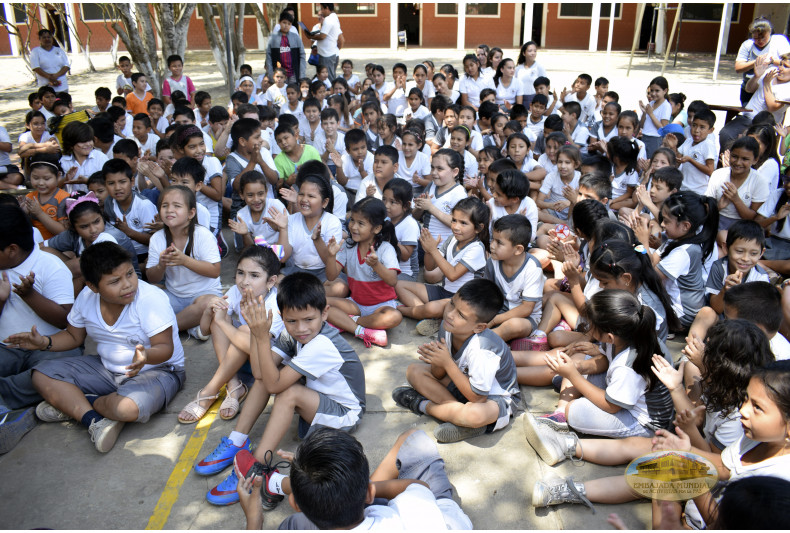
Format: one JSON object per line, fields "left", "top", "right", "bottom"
{"left": 30, "top": 29, "right": 70, "bottom": 93}
{"left": 515, "top": 41, "right": 546, "bottom": 107}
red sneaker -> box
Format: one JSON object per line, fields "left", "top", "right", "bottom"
{"left": 233, "top": 449, "right": 289, "bottom": 511}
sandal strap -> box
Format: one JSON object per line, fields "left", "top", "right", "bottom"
{"left": 178, "top": 389, "right": 219, "bottom": 422}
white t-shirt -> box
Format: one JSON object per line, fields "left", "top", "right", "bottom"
{"left": 488, "top": 196, "right": 539, "bottom": 241}
{"left": 352, "top": 483, "right": 472, "bottom": 530}
{"left": 438, "top": 237, "right": 487, "bottom": 293}
{"left": 0, "top": 126, "right": 11, "bottom": 166}
{"left": 444, "top": 131, "right": 483, "bottom": 154}
{"left": 341, "top": 151, "right": 374, "bottom": 192}
{"left": 537, "top": 152, "right": 556, "bottom": 176}
{"left": 331, "top": 182, "right": 348, "bottom": 219}
{"left": 146, "top": 225, "right": 221, "bottom": 298}
{"left": 355, "top": 176, "right": 388, "bottom": 204}
{"left": 30, "top": 45, "right": 70, "bottom": 92}
{"left": 485, "top": 255, "right": 545, "bottom": 322}
{"left": 197, "top": 156, "right": 224, "bottom": 229}
{"left": 67, "top": 281, "right": 184, "bottom": 374}
{"left": 59, "top": 150, "right": 109, "bottom": 194}
{"left": 758, "top": 157, "right": 780, "bottom": 190}
{"left": 679, "top": 136, "right": 718, "bottom": 194}
{"left": 515, "top": 62, "right": 547, "bottom": 96}
{"left": 406, "top": 79, "right": 435, "bottom": 100}
{"left": 106, "top": 193, "right": 158, "bottom": 255}
{"left": 757, "top": 188, "right": 790, "bottom": 240}
{"left": 458, "top": 75, "right": 495, "bottom": 108}
{"left": 524, "top": 116, "right": 546, "bottom": 141}
{"left": 423, "top": 183, "right": 468, "bottom": 243}
{"left": 403, "top": 105, "right": 431, "bottom": 123}
{"left": 746, "top": 71, "right": 790, "bottom": 124}
{"left": 611, "top": 169, "right": 639, "bottom": 199}
{"left": 397, "top": 151, "right": 431, "bottom": 190}
{"left": 539, "top": 170, "right": 581, "bottom": 220}
{"left": 641, "top": 100, "right": 673, "bottom": 137}
{"left": 235, "top": 198, "right": 286, "bottom": 245}
{"left": 737, "top": 34, "right": 790, "bottom": 79}
{"left": 135, "top": 132, "right": 158, "bottom": 157}
{"left": 393, "top": 215, "right": 420, "bottom": 278}
{"left": 311, "top": 129, "right": 346, "bottom": 158}
{"left": 495, "top": 78, "right": 523, "bottom": 106}
{"left": 563, "top": 92, "right": 597, "bottom": 125}
{"left": 462, "top": 150, "right": 478, "bottom": 180}
{"left": 604, "top": 346, "right": 651, "bottom": 426}
{"left": 116, "top": 74, "right": 152, "bottom": 93}
{"left": 287, "top": 211, "right": 343, "bottom": 270}
{"left": 705, "top": 167, "right": 769, "bottom": 220}
{"left": 317, "top": 12, "right": 341, "bottom": 57}
{"left": 18, "top": 130, "right": 54, "bottom": 147}
{"left": 196, "top": 202, "right": 210, "bottom": 229}
{"left": 0, "top": 247, "right": 74, "bottom": 340}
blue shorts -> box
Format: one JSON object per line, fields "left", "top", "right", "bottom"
{"left": 163, "top": 288, "right": 222, "bottom": 314}
{"left": 347, "top": 297, "right": 398, "bottom": 317}
{"left": 33, "top": 355, "right": 185, "bottom": 423}
{"left": 425, "top": 284, "right": 454, "bottom": 302}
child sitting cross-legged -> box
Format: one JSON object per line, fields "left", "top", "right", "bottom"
{"left": 228, "top": 272, "right": 366, "bottom": 511}
{"left": 317, "top": 198, "right": 403, "bottom": 348}
{"left": 235, "top": 427, "right": 472, "bottom": 530}
{"left": 485, "top": 214, "right": 545, "bottom": 346}
{"left": 396, "top": 196, "right": 489, "bottom": 336}
{"left": 7, "top": 242, "right": 185, "bottom": 453}
{"left": 392, "top": 278, "right": 522, "bottom": 443}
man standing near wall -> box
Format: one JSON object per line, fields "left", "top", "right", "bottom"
{"left": 313, "top": 3, "right": 342, "bottom": 81}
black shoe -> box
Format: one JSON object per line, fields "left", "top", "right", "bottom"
{"left": 217, "top": 231, "right": 229, "bottom": 259}
{"left": 552, "top": 374, "right": 563, "bottom": 393}
{"left": 392, "top": 386, "right": 428, "bottom": 416}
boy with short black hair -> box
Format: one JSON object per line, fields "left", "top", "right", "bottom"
{"left": 361, "top": 100, "right": 383, "bottom": 151}
{"left": 193, "top": 91, "right": 212, "bottom": 129}
{"left": 525, "top": 93, "right": 548, "bottom": 141}
{"left": 509, "top": 104, "right": 529, "bottom": 132}
{"left": 102, "top": 159, "right": 157, "bottom": 271}
{"left": 237, "top": 427, "right": 472, "bottom": 530}
{"left": 488, "top": 168, "right": 538, "bottom": 234}
{"left": 169, "top": 157, "right": 210, "bottom": 228}
{"left": 266, "top": 11, "right": 306, "bottom": 83}
{"left": 94, "top": 87, "right": 112, "bottom": 114}
{"left": 28, "top": 92, "right": 42, "bottom": 112}
{"left": 533, "top": 114, "right": 563, "bottom": 156}
{"left": 634, "top": 166, "right": 682, "bottom": 223}
{"left": 10, "top": 241, "right": 185, "bottom": 453}
{"left": 147, "top": 98, "right": 167, "bottom": 138}
{"left": 37, "top": 86, "right": 57, "bottom": 120}
{"left": 301, "top": 98, "right": 322, "bottom": 146}
{"left": 669, "top": 108, "right": 717, "bottom": 194}
{"left": 562, "top": 73, "right": 596, "bottom": 125}
{"left": 126, "top": 73, "right": 153, "bottom": 116}
{"left": 533, "top": 76, "right": 558, "bottom": 117}
{"left": 355, "top": 145, "right": 398, "bottom": 203}
{"left": 274, "top": 124, "right": 320, "bottom": 189}
{"left": 335, "top": 127, "right": 373, "bottom": 203}
{"left": 229, "top": 272, "right": 365, "bottom": 510}
{"left": 116, "top": 56, "right": 151, "bottom": 96}
{"left": 313, "top": 107, "right": 345, "bottom": 167}
{"left": 486, "top": 215, "right": 545, "bottom": 344}
{"left": 560, "top": 101, "right": 590, "bottom": 152}
{"left": 425, "top": 95, "right": 449, "bottom": 151}
{"left": 393, "top": 278, "right": 521, "bottom": 443}
{"left": 132, "top": 113, "right": 157, "bottom": 157}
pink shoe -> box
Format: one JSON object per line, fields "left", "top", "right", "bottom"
{"left": 553, "top": 319, "right": 572, "bottom": 332}
{"left": 511, "top": 334, "right": 549, "bottom": 352}
{"left": 358, "top": 328, "right": 387, "bottom": 347}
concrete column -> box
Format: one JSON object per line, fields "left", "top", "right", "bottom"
{"left": 65, "top": 2, "right": 79, "bottom": 55}
{"left": 656, "top": 4, "right": 667, "bottom": 55}
{"left": 589, "top": 1, "right": 601, "bottom": 52}
{"left": 606, "top": 2, "right": 616, "bottom": 54}
{"left": 457, "top": 2, "right": 466, "bottom": 50}
{"left": 2, "top": 3, "right": 20, "bottom": 56}
{"left": 255, "top": 2, "right": 265, "bottom": 50}
{"left": 390, "top": 3, "right": 398, "bottom": 50}
{"left": 523, "top": 2, "right": 533, "bottom": 43}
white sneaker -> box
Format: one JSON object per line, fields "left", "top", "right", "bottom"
{"left": 532, "top": 477, "right": 596, "bottom": 512}
{"left": 188, "top": 325, "right": 210, "bottom": 341}
{"left": 88, "top": 418, "right": 125, "bottom": 453}
{"left": 35, "top": 401, "right": 70, "bottom": 423}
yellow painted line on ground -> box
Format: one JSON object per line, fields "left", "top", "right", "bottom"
{"left": 146, "top": 390, "right": 225, "bottom": 530}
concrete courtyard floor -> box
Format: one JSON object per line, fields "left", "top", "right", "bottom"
{"left": 0, "top": 46, "right": 725, "bottom": 529}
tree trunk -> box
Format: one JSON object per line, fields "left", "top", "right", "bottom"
{"left": 198, "top": 4, "right": 228, "bottom": 82}
{"left": 109, "top": 3, "right": 163, "bottom": 99}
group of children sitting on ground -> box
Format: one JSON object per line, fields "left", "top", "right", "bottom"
{"left": 2, "top": 23, "right": 790, "bottom": 528}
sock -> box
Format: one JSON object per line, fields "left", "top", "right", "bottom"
{"left": 418, "top": 400, "right": 429, "bottom": 414}
{"left": 354, "top": 325, "right": 365, "bottom": 337}
{"left": 350, "top": 315, "right": 360, "bottom": 323}
{"left": 85, "top": 394, "right": 99, "bottom": 406}
{"left": 268, "top": 471, "right": 287, "bottom": 496}
{"left": 81, "top": 410, "right": 104, "bottom": 428}
{"left": 229, "top": 431, "right": 248, "bottom": 447}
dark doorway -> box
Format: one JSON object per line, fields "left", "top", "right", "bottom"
{"left": 398, "top": 3, "right": 420, "bottom": 46}
{"left": 518, "top": 4, "right": 543, "bottom": 46}
{"left": 639, "top": 4, "right": 656, "bottom": 50}
{"left": 46, "top": 7, "right": 70, "bottom": 52}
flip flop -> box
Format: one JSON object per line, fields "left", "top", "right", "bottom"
{"left": 219, "top": 382, "right": 249, "bottom": 421}
{"left": 177, "top": 389, "right": 220, "bottom": 424}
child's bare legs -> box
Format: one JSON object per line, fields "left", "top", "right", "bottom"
{"left": 325, "top": 279, "right": 350, "bottom": 298}
{"left": 535, "top": 292, "right": 578, "bottom": 335}
{"left": 177, "top": 294, "right": 216, "bottom": 331}
{"left": 327, "top": 297, "right": 402, "bottom": 330}
{"left": 584, "top": 476, "right": 640, "bottom": 504}
{"left": 179, "top": 343, "right": 250, "bottom": 421}
{"left": 252, "top": 384, "right": 320, "bottom": 460}
{"left": 688, "top": 306, "right": 718, "bottom": 342}
{"left": 406, "top": 362, "right": 499, "bottom": 428}
{"left": 568, "top": 436, "right": 653, "bottom": 465}
{"left": 547, "top": 330, "right": 587, "bottom": 348}
{"left": 401, "top": 300, "right": 448, "bottom": 320}
{"left": 492, "top": 318, "right": 533, "bottom": 341}
{"left": 395, "top": 280, "right": 429, "bottom": 307}
{"left": 31, "top": 371, "right": 139, "bottom": 422}
{"left": 423, "top": 267, "right": 443, "bottom": 284}
{"left": 529, "top": 247, "right": 553, "bottom": 269}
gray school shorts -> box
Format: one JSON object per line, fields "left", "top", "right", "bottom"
{"left": 446, "top": 381, "right": 514, "bottom": 433}
{"left": 34, "top": 355, "right": 185, "bottom": 423}
{"left": 163, "top": 288, "right": 222, "bottom": 315}
{"left": 297, "top": 391, "right": 363, "bottom": 439}
{"left": 566, "top": 372, "right": 652, "bottom": 438}
{"left": 280, "top": 259, "right": 328, "bottom": 283}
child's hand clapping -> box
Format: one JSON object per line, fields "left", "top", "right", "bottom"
{"left": 650, "top": 355, "right": 684, "bottom": 392}
{"left": 562, "top": 185, "right": 578, "bottom": 204}
{"left": 161, "top": 243, "right": 188, "bottom": 266}
{"left": 364, "top": 245, "right": 379, "bottom": 267}
{"left": 681, "top": 333, "right": 705, "bottom": 363}
{"left": 263, "top": 206, "right": 289, "bottom": 231}
{"left": 326, "top": 236, "right": 342, "bottom": 256}
{"left": 419, "top": 227, "right": 440, "bottom": 253}
{"left": 366, "top": 183, "right": 377, "bottom": 197}
{"left": 417, "top": 338, "right": 452, "bottom": 369}
{"left": 228, "top": 217, "right": 250, "bottom": 235}
{"left": 652, "top": 427, "right": 692, "bottom": 453}
{"left": 413, "top": 193, "right": 432, "bottom": 211}
{"left": 240, "top": 294, "right": 273, "bottom": 339}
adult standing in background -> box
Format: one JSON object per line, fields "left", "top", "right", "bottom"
{"left": 313, "top": 3, "right": 342, "bottom": 81}
{"left": 735, "top": 17, "right": 790, "bottom": 106}
{"left": 515, "top": 41, "right": 546, "bottom": 108}
{"left": 30, "top": 29, "right": 71, "bottom": 93}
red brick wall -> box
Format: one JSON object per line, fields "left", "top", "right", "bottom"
{"left": 666, "top": 3, "right": 755, "bottom": 54}
{"left": 421, "top": 3, "right": 456, "bottom": 48}
{"left": 298, "top": 3, "right": 389, "bottom": 47}
{"left": 464, "top": 3, "right": 517, "bottom": 49}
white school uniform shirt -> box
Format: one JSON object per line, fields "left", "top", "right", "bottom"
{"left": 757, "top": 188, "right": 790, "bottom": 240}
{"left": 770, "top": 333, "right": 790, "bottom": 360}
{"left": 197, "top": 155, "right": 223, "bottom": 229}
{"left": 611, "top": 169, "right": 639, "bottom": 199}
{"left": 279, "top": 100, "right": 305, "bottom": 120}
{"left": 18, "top": 130, "right": 54, "bottom": 146}
{"left": 393, "top": 215, "right": 420, "bottom": 278}
{"left": 397, "top": 151, "right": 431, "bottom": 189}
{"left": 354, "top": 176, "right": 387, "bottom": 204}
{"left": 406, "top": 79, "right": 435, "bottom": 100}
{"left": 539, "top": 170, "right": 581, "bottom": 220}
{"left": 438, "top": 237, "right": 487, "bottom": 293}
{"left": 403, "top": 105, "right": 430, "bottom": 123}
{"left": 524, "top": 115, "right": 546, "bottom": 140}
{"left": 135, "top": 133, "right": 158, "bottom": 157}
{"left": 0, "top": 126, "right": 10, "bottom": 166}
{"left": 485, "top": 254, "right": 545, "bottom": 322}
{"left": 462, "top": 150, "right": 478, "bottom": 180}
{"left": 641, "top": 100, "right": 672, "bottom": 137}
{"left": 757, "top": 158, "right": 780, "bottom": 190}
{"left": 495, "top": 78, "right": 523, "bottom": 106}
{"left": 104, "top": 193, "right": 157, "bottom": 255}
{"left": 147, "top": 225, "right": 221, "bottom": 298}
{"left": 458, "top": 74, "right": 495, "bottom": 108}
{"left": 302, "top": 121, "right": 322, "bottom": 146}
{"left": 488, "top": 197, "right": 539, "bottom": 241}
{"left": 265, "top": 84, "right": 287, "bottom": 108}
{"left": 705, "top": 167, "right": 769, "bottom": 220}
{"left": 195, "top": 203, "right": 210, "bottom": 229}
{"left": 226, "top": 285, "right": 283, "bottom": 337}
{"left": 423, "top": 182, "right": 467, "bottom": 243}
{"left": 236, "top": 198, "right": 286, "bottom": 245}
{"left": 387, "top": 87, "right": 409, "bottom": 117}
{"left": 679, "top": 136, "right": 718, "bottom": 194}
{"left": 30, "top": 45, "right": 70, "bottom": 92}
{"left": 331, "top": 182, "right": 348, "bottom": 219}
{"left": 569, "top": 122, "right": 591, "bottom": 151}
{"left": 592, "top": 123, "right": 618, "bottom": 143}
{"left": 563, "top": 92, "right": 597, "bottom": 124}
{"left": 355, "top": 482, "right": 472, "bottom": 531}
{"left": 59, "top": 150, "right": 109, "bottom": 194}
{"left": 537, "top": 153, "right": 557, "bottom": 176}
{"left": 68, "top": 281, "right": 184, "bottom": 374}
{"left": 340, "top": 150, "right": 374, "bottom": 192}
{"left": 603, "top": 345, "right": 652, "bottom": 427}
{"left": 746, "top": 70, "right": 790, "bottom": 123}
{"left": 374, "top": 81, "right": 394, "bottom": 105}
{"left": 310, "top": 129, "right": 346, "bottom": 158}
{"left": 519, "top": 154, "right": 541, "bottom": 174}
{"left": 515, "top": 62, "right": 547, "bottom": 96}
{"left": 224, "top": 151, "right": 277, "bottom": 200}
{"left": 0, "top": 247, "right": 74, "bottom": 340}
{"left": 116, "top": 74, "right": 152, "bottom": 93}
{"left": 287, "top": 211, "right": 343, "bottom": 270}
